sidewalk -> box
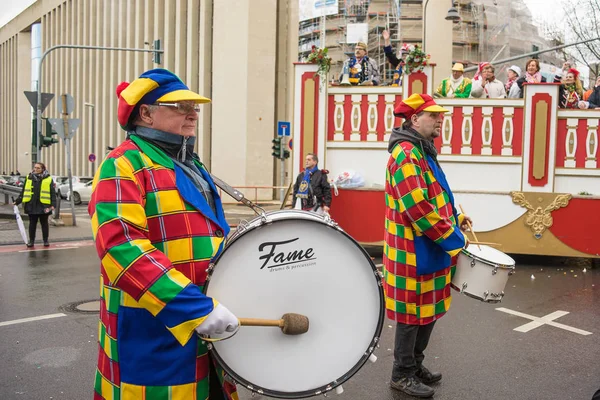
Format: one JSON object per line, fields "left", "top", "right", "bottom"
{"left": 0, "top": 201, "right": 283, "bottom": 246}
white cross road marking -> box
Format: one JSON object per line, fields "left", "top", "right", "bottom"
{"left": 0, "top": 313, "right": 67, "bottom": 327}
{"left": 496, "top": 307, "right": 592, "bottom": 336}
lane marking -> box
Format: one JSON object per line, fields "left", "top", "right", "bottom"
{"left": 19, "top": 246, "right": 78, "bottom": 253}
{"left": 0, "top": 313, "right": 67, "bottom": 327}
{"left": 0, "top": 240, "right": 94, "bottom": 254}
{"left": 496, "top": 307, "right": 592, "bottom": 336}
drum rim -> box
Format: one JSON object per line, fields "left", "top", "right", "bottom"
{"left": 461, "top": 247, "right": 516, "bottom": 269}
{"left": 204, "top": 211, "right": 385, "bottom": 399}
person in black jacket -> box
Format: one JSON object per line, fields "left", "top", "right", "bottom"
{"left": 579, "top": 76, "right": 600, "bottom": 109}
{"left": 292, "top": 153, "right": 332, "bottom": 214}
{"left": 13, "top": 162, "right": 57, "bottom": 247}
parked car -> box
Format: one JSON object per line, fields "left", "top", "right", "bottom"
{"left": 58, "top": 176, "right": 93, "bottom": 199}
{"left": 0, "top": 175, "right": 11, "bottom": 185}
{"left": 68, "top": 180, "right": 93, "bottom": 205}
{"left": 6, "top": 176, "right": 26, "bottom": 187}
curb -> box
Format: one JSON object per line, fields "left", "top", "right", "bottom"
{"left": 0, "top": 236, "right": 94, "bottom": 246}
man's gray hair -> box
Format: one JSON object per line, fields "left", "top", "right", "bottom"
{"left": 307, "top": 153, "right": 319, "bottom": 164}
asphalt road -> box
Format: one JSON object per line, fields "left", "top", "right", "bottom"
{"left": 0, "top": 244, "right": 598, "bottom": 400}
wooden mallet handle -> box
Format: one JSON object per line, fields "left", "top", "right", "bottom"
{"left": 459, "top": 204, "right": 481, "bottom": 250}
{"left": 239, "top": 313, "right": 309, "bottom": 335}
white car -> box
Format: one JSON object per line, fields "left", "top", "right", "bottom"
{"left": 68, "top": 180, "right": 93, "bottom": 205}
{"left": 58, "top": 176, "right": 92, "bottom": 198}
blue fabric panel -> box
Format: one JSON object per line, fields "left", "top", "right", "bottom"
{"left": 174, "top": 164, "right": 226, "bottom": 233}
{"left": 156, "top": 283, "right": 214, "bottom": 328}
{"left": 415, "top": 235, "right": 452, "bottom": 276}
{"left": 118, "top": 306, "right": 197, "bottom": 386}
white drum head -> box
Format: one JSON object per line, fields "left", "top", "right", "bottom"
{"left": 464, "top": 244, "right": 515, "bottom": 267}
{"left": 205, "top": 211, "right": 384, "bottom": 398}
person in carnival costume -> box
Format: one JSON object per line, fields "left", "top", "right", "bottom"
{"left": 435, "top": 63, "right": 472, "bottom": 98}
{"left": 559, "top": 68, "right": 584, "bottom": 109}
{"left": 384, "top": 93, "right": 472, "bottom": 398}
{"left": 88, "top": 68, "right": 240, "bottom": 400}
{"left": 382, "top": 30, "right": 409, "bottom": 87}
{"left": 340, "top": 42, "right": 381, "bottom": 86}
{"left": 292, "top": 153, "right": 332, "bottom": 214}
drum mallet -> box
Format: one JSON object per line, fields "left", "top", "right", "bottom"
{"left": 459, "top": 204, "right": 481, "bottom": 250}
{"left": 239, "top": 313, "right": 309, "bottom": 335}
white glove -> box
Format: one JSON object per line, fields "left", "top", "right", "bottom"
{"left": 195, "top": 303, "right": 239, "bottom": 335}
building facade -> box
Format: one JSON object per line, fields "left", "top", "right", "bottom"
{"left": 0, "top": 0, "right": 299, "bottom": 198}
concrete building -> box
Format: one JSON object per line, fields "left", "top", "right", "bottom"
{"left": 0, "top": 0, "right": 299, "bottom": 200}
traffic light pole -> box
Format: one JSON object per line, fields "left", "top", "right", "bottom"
{"left": 35, "top": 44, "right": 164, "bottom": 165}
{"left": 60, "top": 95, "right": 77, "bottom": 227}
{"left": 280, "top": 137, "right": 286, "bottom": 202}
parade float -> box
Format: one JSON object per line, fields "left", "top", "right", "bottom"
{"left": 291, "top": 63, "right": 600, "bottom": 258}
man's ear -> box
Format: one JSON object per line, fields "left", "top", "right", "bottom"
{"left": 139, "top": 105, "right": 153, "bottom": 124}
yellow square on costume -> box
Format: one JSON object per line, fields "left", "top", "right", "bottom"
{"left": 406, "top": 277, "right": 417, "bottom": 291}
{"left": 102, "top": 253, "right": 125, "bottom": 284}
{"left": 445, "top": 296, "right": 452, "bottom": 311}
{"left": 121, "top": 292, "right": 143, "bottom": 308}
{"left": 406, "top": 303, "right": 417, "bottom": 315}
{"left": 138, "top": 289, "right": 165, "bottom": 315}
{"left": 406, "top": 252, "right": 416, "bottom": 266}
{"left": 119, "top": 203, "right": 147, "bottom": 228}
{"left": 100, "top": 376, "right": 116, "bottom": 400}
{"left": 420, "top": 304, "right": 435, "bottom": 318}
{"left": 387, "top": 247, "right": 397, "bottom": 262}
{"left": 121, "top": 382, "right": 144, "bottom": 399}
{"left": 171, "top": 382, "right": 195, "bottom": 399}
{"left": 165, "top": 238, "right": 192, "bottom": 261}
{"left": 155, "top": 190, "right": 186, "bottom": 214}
{"left": 388, "top": 221, "right": 397, "bottom": 235}
{"left": 386, "top": 297, "right": 396, "bottom": 310}
{"left": 386, "top": 272, "right": 396, "bottom": 287}
{"left": 421, "top": 279, "right": 434, "bottom": 293}
{"left": 401, "top": 163, "right": 418, "bottom": 178}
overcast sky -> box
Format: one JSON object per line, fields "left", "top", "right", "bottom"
{"left": 0, "top": 0, "right": 567, "bottom": 31}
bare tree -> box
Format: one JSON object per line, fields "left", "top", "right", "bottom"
{"left": 562, "top": 0, "right": 600, "bottom": 79}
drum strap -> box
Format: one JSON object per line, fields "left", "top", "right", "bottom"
{"left": 210, "top": 173, "right": 266, "bottom": 216}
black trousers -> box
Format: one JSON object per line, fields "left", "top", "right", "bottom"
{"left": 28, "top": 214, "right": 49, "bottom": 243}
{"left": 392, "top": 321, "right": 437, "bottom": 381}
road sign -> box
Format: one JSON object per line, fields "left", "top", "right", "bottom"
{"left": 47, "top": 118, "right": 80, "bottom": 140}
{"left": 289, "top": 139, "right": 293, "bottom": 149}
{"left": 58, "top": 94, "right": 75, "bottom": 115}
{"left": 89, "top": 154, "right": 96, "bottom": 163}
{"left": 277, "top": 121, "right": 291, "bottom": 137}
{"left": 24, "top": 91, "right": 55, "bottom": 113}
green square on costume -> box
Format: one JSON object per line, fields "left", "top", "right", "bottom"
{"left": 110, "top": 241, "right": 145, "bottom": 270}
{"left": 145, "top": 385, "right": 169, "bottom": 399}
{"left": 196, "top": 377, "right": 210, "bottom": 399}
{"left": 191, "top": 236, "right": 215, "bottom": 260}
{"left": 151, "top": 273, "right": 185, "bottom": 304}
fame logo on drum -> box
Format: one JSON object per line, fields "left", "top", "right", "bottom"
{"left": 258, "top": 238, "right": 317, "bottom": 271}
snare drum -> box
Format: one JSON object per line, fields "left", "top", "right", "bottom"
{"left": 451, "top": 244, "right": 515, "bottom": 303}
{"left": 205, "top": 210, "right": 384, "bottom": 399}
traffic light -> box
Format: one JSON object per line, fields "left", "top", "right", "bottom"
{"left": 283, "top": 149, "right": 290, "bottom": 159}
{"left": 272, "top": 137, "right": 282, "bottom": 159}
{"left": 42, "top": 118, "right": 59, "bottom": 148}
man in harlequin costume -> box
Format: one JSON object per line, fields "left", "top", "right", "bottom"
{"left": 292, "top": 153, "right": 332, "bottom": 214}
{"left": 384, "top": 93, "right": 472, "bottom": 398}
{"left": 88, "top": 68, "right": 240, "bottom": 399}
{"left": 340, "top": 42, "right": 381, "bottom": 86}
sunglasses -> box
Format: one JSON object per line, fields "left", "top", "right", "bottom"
{"left": 154, "top": 102, "right": 201, "bottom": 114}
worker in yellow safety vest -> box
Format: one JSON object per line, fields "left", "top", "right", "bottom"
{"left": 13, "top": 162, "right": 56, "bottom": 248}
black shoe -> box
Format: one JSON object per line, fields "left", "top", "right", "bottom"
{"left": 390, "top": 376, "right": 435, "bottom": 398}
{"left": 416, "top": 366, "right": 442, "bottom": 384}
{"left": 43, "top": 241, "right": 50, "bottom": 247}
{"left": 26, "top": 242, "right": 34, "bottom": 248}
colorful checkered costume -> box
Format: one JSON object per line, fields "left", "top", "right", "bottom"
{"left": 89, "top": 69, "right": 238, "bottom": 400}
{"left": 384, "top": 94, "right": 466, "bottom": 326}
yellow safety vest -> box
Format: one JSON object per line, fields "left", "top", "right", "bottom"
{"left": 23, "top": 177, "right": 52, "bottom": 205}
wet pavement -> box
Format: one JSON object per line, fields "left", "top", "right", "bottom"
{"left": 0, "top": 243, "right": 598, "bottom": 399}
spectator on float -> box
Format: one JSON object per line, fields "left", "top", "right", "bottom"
{"left": 559, "top": 68, "right": 584, "bottom": 109}
{"left": 340, "top": 42, "right": 380, "bottom": 86}
{"left": 471, "top": 64, "right": 506, "bottom": 99}
{"left": 505, "top": 65, "right": 522, "bottom": 98}
{"left": 514, "top": 59, "right": 546, "bottom": 98}
{"left": 578, "top": 76, "right": 600, "bottom": 109}
{"left": 435, "top": 63, "right": 472, "bottom": 98}
{"left": 381, "top": 30, "right": 409, "bottom": 87}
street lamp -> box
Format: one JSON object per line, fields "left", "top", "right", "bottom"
{"left": 84, "top": 103, "right": 95, "bottom": 173}
{"left": 423, "top": 0, "right": 462, "bottom": 52}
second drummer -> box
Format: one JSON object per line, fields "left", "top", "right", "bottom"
{"left": 383, "top": 93, "right": 472, "bottom": 398}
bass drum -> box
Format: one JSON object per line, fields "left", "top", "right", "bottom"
{"left": 204, "top": 210, "right": 384, "bottom": 399}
